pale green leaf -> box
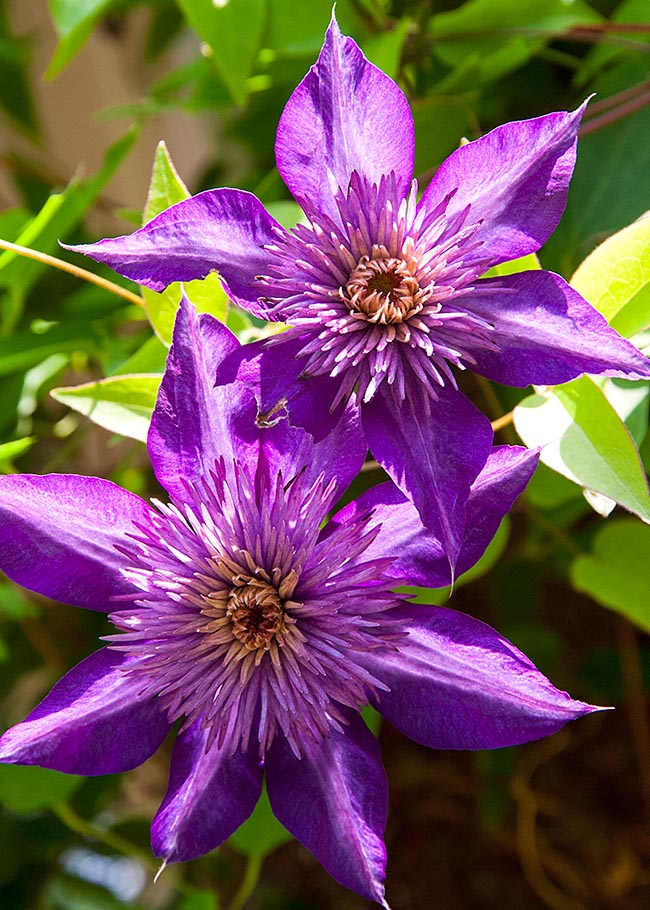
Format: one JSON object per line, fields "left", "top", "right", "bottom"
{"left": 0, "top": 437, "right": 35, "bottom": 467}
{"left": 570, "top": 213, "right": 650, "bottom": 328}
{"left": 51, "top": 374, "right": 161, "bottom": 442}
{"left": 571, "top": 519, "right": 650, "bottom": 630}
{"left": 513, "top": 375, "right": 650, "bottom": 522}
{"left": 485, "top": 251, "right": 541, "bottom": 279}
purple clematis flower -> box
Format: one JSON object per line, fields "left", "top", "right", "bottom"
{"left": 1, "top": 302, "right": 596, "bottom": 904}
{"left": 67, "top": 17, "right": 650, "bottom": 578}
{"left": 1, "top": 299, "right": 595, "bottom": 904}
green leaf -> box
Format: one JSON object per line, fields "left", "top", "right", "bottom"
{"left": 0, "top": 765, "right": 83, "bottom": 813}
{"left": 0, "top": 437, "right": 35, "bottom": 468}
{"left": 141, "top": 142, "right": 229, "bottom": 344}
{"left": 112, "top": 334, "right": 169, "bottom": 376}
{"left": 229, "top": 785, "right": 292, "bottom": 857}
{"left": 0, "top": 581, "right": 37, "bottom": 619}
{"left": 570, "top": 213, "right": 650, "bottom": 330}
{"left": 51, "top": 374, "right": 161, "bottom": 442}
{"left": 513, "top": 375, "right": 650, "bottom": 522}
{"left": 47, "top": 0, "right": 116, "bottom": 78}
{"left": 176, "top": 0, "right": 266, "bottom": 106}
{"left": 361, "top": 18, "right": 411, "bottom": 79}
{"left": 571, "top": 519, "right": 650, "bottom": 630}
{"left": 486, "top": 251, "right": 541, "bottom": 279}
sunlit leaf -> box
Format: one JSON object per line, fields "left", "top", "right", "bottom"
{"left": 51, "top": 374, "right": 161, "bottom": 442}
{"left": 514, "top": 376, "right": 650, "bottom": 522}
{"left": 571, "top": 519, "right": 650, "bottom": 630}
{"left": 570, "top": 212, "right": 650, "bottom": 330}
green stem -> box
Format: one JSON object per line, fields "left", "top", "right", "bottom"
{"left": 230, "top": 853, "right": 263, "bottom": 910}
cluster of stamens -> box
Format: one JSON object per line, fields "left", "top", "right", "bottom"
{"left": 261, "top": 172, "right": 497, "bottom": 409}
{"left": 343, "top": 246, "right": 433, "bottom": 325}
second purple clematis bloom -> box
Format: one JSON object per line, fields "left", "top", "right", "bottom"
{"left": 67, "top": 16, "right": 650, "bottom": 575}
{"left": 0, "top": 300, "right": 595, "bottom": 907}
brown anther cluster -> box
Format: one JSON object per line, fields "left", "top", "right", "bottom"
{"left": 226, "top": 576, "right": 286, "bottom": 651}
{"left": 343, "top": 247, "right": 426, "bottom": 325}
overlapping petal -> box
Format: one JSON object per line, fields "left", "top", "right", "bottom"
{"left": 365, "top": 604, "right": 597, "bottom": 750}
{"left": 0, "top": 473, "right": 155, "bottom": 610}
{"left": 419, "top": 105, "right": 587, "bottom": 268}
{"left": 67, "top": 189, "right": 283, "bottom": 317}
{"left": 362, "top": 383, "right": 494, "bottom": 576}
{"left": 463, "top": 271, "right": 650, "bottom": 385}
{"left": 152, "top": 721, "right": 263, "bottom": 863}
{"left": 276, "top": 16, "right": 414, "bottom": 225}
{"left": 266, "top": 711, "right": 389, "bottom": 908}
{"left": 0, "top": 649, "right": 170, "bottom": 774}
{"left": 327, "top": 445, "right": 539, "bottom": 588}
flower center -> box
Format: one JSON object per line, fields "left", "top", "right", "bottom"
{"left": 343, "top": 249, "right": 425, "bottom": 325}
{"left": 226, "top": 575, "right": 286, "bottom": 651}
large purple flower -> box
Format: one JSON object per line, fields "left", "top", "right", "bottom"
{"left": 2, "top": 301, "right": 595, "bottom": 903}
{"left": 67, "top": 17, "right": 650, "bottom": 576}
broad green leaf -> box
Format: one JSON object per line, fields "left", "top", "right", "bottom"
{"left": 51, "top": 374, "right": 161, "bottom": 442}
{"left": 176, "top": 0, "right": 266, "bottom": 106}
{"left": 571, "top": 519, "right": 650, "bottom": 630}
{"left": 141, "top": 142, "right": 229, "bottom": 344}
{"left": 576, "top": 0, "right": 650, "bottom": 87}
{"left": 47, "top": 0, "right": 116, "bottom": 78}
{"left": 0, "top": 580, "right": 37, "bottom": 619}
{"left": 570, "top": 213, "right": 650, "bottom": 328}
{"left": 525, "top": 462, "right": 582, "bottom": 510}
{"left": 0, "top": 765, "right": 83, "bottom": 813}
{"left": 401, "top": 517, "right": 510, "bottom": 605}
{"left": 513, "top": 375, "right": 650, "bottom": 522}
{"left": 229, "top": 785, "right": 292, "bottom": 856}
{"left": 412, "top": 97, "right": 473, "bottom": 175}
{"left": 112, "top": 334, "right": 168, "bottom": 376}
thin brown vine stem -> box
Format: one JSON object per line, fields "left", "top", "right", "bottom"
{"left": 491, "top": 409, "right": 515, "bottom": 433}
{"left": 0, "top": 238, "right": 144, "bottom": 308}
{"left": 617, "top": 617, "right": 650, "bottom": 819}
{"left": 580, "top": 88, "right": 650, "bottom": 137}
{"left": 586, "top": 80, "right": 650, "bottom": 117}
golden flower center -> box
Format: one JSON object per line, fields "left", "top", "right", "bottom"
{"left": 226, "top": 576, "right": 285, "bottom": 651}
{"left": 344, "top": 252, "right": 424, "bottom": 325}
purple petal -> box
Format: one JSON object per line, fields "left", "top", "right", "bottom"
{"left": 66, "top": 189, "right": 282, "bottom": 318}
{"left": 276, "top": 16, "right": 414, "bottom": 225}
{"left": 420, "top": 105, "right": 586, "bottom": 266}
{"left": 464, "top": 271, "right": 650, "bottom": 385}
{"left": 365, "top": 603, "right": 597, "bottom": 750}
{"left": 266, "top": 712, "right": 388, "bottom": 907}
{"left": 0, "top": 473, "right": 154, "bottom": 610}
{"left": 328, "top": 445, "right": 539, "bottom": 588}
{"left": 216, "top": 335, "right": 368, "bottom": 495}
{"left": 152, "top": 722, "right": 263, "bottom": 863}
{"left": 0, "top": 649, "right": 170, "bottom": 774}
{"left": 148, "top": 297, "right": 260, "bottom": 501}
{"left": 361, "top": 384, "right": 493, "bottom": 577}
